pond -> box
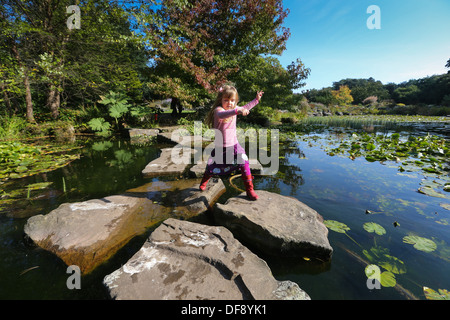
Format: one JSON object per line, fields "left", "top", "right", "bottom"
{"left": 0, "top": 119, "right": 449, "bottom": 300}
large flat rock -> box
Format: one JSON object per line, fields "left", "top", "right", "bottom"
{"left": 24, "top": 195, "right": 150, "bottom": 274}
{"left": 128, "top": 128, "right": 160, "bottom": 138}
{"left": 23, "top": 179, "right": 225, "bottom": 274}
{"left": 213, "top": 190, "right": 333, "bottom": 261}
{"left": 103, "top": 218, "right": 310, "bottom": 300}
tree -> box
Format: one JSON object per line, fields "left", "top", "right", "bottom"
{"left": 446, "top": 58, "right": 450, "bottom": 69}
{"left": 333, "top": 78, "right": 389, "bottom": 104}
{"left": 1, "top": 0, "right": 36, "bottom": 122}
{"left": 332, "top": 85, "right": 353, "bottom": 106}
{"left": 140, "top": 0, "right": 291, "bottom": 110}
{"left": 1, "top": 0, "right": 148, "bottom": 121}
{"left": 231, "top": 56, "right": 310, "bottom": 109}
{"left": 393, "top": 85, "right": 420, "bottom": 105}
{"left": 305, "top": 88, "right": 334, "bottom": 106}
{"left": 62, "top": 1, "right": 148, "bottom": 108}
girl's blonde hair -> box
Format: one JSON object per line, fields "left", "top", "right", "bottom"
{"left": 205, "top": 85, "right": 239, "bottom": 128}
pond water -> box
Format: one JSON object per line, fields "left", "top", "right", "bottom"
{"left": 0, "top": 122, "right": 449, "bottom": 300}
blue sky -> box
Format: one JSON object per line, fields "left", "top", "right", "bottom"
{"left": 278, "top": 0, "right": 450, "bottom": 91}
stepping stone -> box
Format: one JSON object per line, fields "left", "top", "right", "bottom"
{"left": 24, "top": 179, "right": 225, "bottom": 274}
{"left": 213, "top": 190, "right": 333, "bottom": 261}
{"left": 103, "top": 218, "right": 310, "bottom": 300}
{"left": 142, "top": 147, "right": 198, "bottom": 178}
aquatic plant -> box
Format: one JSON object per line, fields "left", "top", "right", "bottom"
{"left": 424, "top": 287, "right": 450, "bottom": 300}
{"left": 363, "top": 222, "right": 386, "bottom": 235}
{"left": 403, "top": 235, "right": 437, "bottom": 253}
{"left": 0, "top": 141, "right": 81, "bottom": 181}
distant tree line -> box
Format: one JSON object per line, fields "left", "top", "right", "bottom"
{"left": 305, "top": 62, "right": 450, "bottom": 108}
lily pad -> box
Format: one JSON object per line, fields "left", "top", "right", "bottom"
{"left": 363, "top": 246, "right": 406, "bottom": 274}
{"left": 423, "top": 287, "right": 450, "bottom": 300}
{"left": 26, "top": 182, "right": 53, "bottom": 190}
{"left": 379, "top": 255, "right": 407, "bottom": 275}
{"left": 403, "top": 235, "right": 437, "bottom": 253}
{"left": 440, "top": 203, "right": 450, "bottom": 211}
{"left": 363, "top": 222, "right": 386, "bottom": 235}
{"left": 418, "top": 186, "right": 447, "bottom": 199}
{"left": 380, "top": 271, "right": 396, "bottom": 287}
{"left": 364, "top": 264, "right": 397, "bottom": 288}
{"left": 324, "top": 220, "right": 350, "bottom": 233}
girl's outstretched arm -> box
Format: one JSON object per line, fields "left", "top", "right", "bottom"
{"left": 242, "top": 91, "right": 264, "bottom": 111}
{"left": 215, "top": 107, "right": 239, "bottom": 119}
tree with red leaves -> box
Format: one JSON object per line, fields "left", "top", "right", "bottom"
{"left": 140, "top": 0, "right": 292, "bottom": 110}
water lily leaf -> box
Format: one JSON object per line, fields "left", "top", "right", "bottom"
{"left": 423, "top": 287, "right": 450, "bottom": 300}
{"left": 418, "top": 186, "right": 447, "bottom": 199}
{"left": 363, "top": 222, "right": 386, "bottom": 235}
{"left": 380, "top": 271, "right": 396, "bottom": 287}
{"left": 365, "top": 264, "right": 397, "bottom": 288}
{"left": 440, "top": 203, "right": 450, "bottom": 211}
{"left": 379, "top": 255, "right": 407, "bottom": 274}
{"left": 15, "top": 165, "right": 28, "bottom": 173}
{"left": 26, "top": 182, "right": 53, "bottom": 190}
{"left": 363, "top": 246, "right": 389, "bottom": 262}
{"left": 362, "top": 246, "right": 406, "bottom": 274}
{"left": 324, "top": 220, "right": 350, "bottom": 233}
{"left": 403, "top": 235, "right": 437, "bottom": 253}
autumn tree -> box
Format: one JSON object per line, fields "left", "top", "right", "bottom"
{"left": 332, "top": 85, "right": 353, "bottom": 106}
{"left": 139, "top": 0, "right": 294, "bottom": 110}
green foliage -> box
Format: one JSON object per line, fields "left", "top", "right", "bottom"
{"left": 108, "top": 104, "right": 129, "bottom": 121}
{"left": 0, "top": 114, "right": 28, "bottom": 140}
{"left": 305, "top": 73, "right": 450, "bottom": 114}
{"left": 393, "top": 85, "right": 420, "bottom": 105}
{"left": 332, "top": 78, "right": 390, "bottom": 104}
{"left": 232, "top": 56, "right": 309, "bottom": 110}
{"left": 2, "top": 0, "right": 146, "bottom": 121}
{"left": 306, "top": 88, "right": 335, "bottom": 106}
{"left": 88, "top": 118, "right": 111, "bottom": 136}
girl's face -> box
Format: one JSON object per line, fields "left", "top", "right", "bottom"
{"left": 221, "top": 94, "right": 237, "bottom": 110}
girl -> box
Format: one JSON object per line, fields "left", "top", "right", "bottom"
{"left": 200, "top": 85, "right": 264, "bottom": 200}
